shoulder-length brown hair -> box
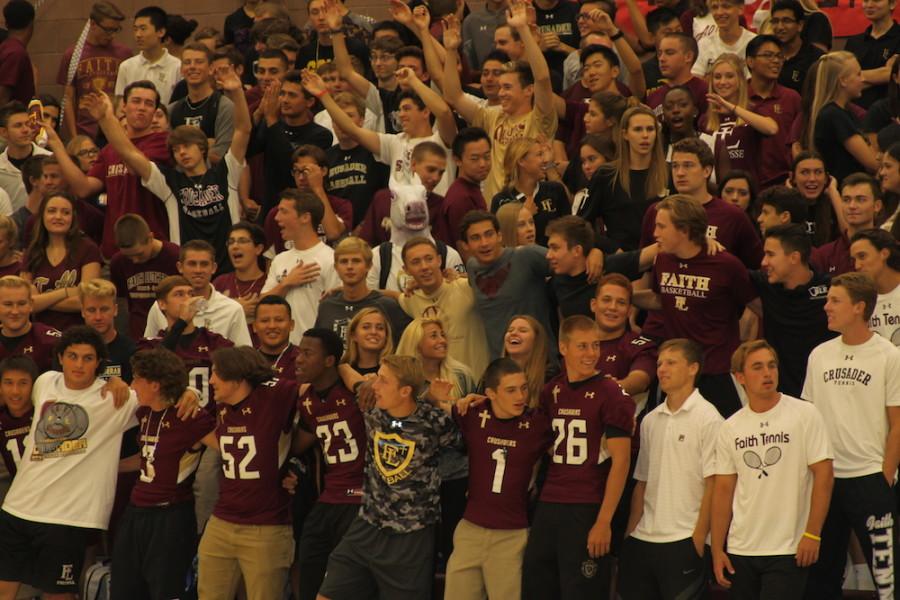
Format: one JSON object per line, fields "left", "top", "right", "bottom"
{"left": 25, "top": 193, "right": 84, "bottom": 275}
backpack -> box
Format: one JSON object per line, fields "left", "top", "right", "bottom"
{"left": 378, "top": 240, "right": 448, "bottom": 290}
{"left": 82, "top": 559, "right": 111, "bottom": 600}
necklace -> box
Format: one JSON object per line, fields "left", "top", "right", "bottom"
{"left": 185, "top": 93, "right": 213, "bottom": 111}
{"left": 271, "top": 344, "right": 292, "bottom": 373}
{"left": 233, "top": 273, "right": 265, "bottom": 297}
{"left": 141, "top": 407, "right": 169, "bottom": 468}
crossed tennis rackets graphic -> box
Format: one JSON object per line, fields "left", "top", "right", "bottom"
{"left": 743, "top": 447, "right": 782, "bottom": 478}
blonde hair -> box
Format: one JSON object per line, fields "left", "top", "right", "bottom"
{"left": 333, "top": 91, "right": 365, "bottom": 118}
{"left": 0, "top": 275, "right": 31, "bottom": 297}
{"left": 380, "top": 354, "right": 426, "bottom": 398}
{"left": 396, "top": 317, "right": 475, "bottom": 401}
{"left": 334, "top": 236, "right": 373, "bottom": 266}
{"left": 342, "top": 307, "right": 394, "bottom": 365}
{"left": 608, "top": 105, "right": 668, "bottom": 200}
{"left": 730, "top": 339, "right": 778, "bottom": 374}
{"left": 502, "top": 137, "right": 539, "bottom": 192}
{"left": 798, "top": 0, "right": 823, "bottom": 14}
{"left": 497, "top": 201, "right": 525, "bottom": 248}
{"left": 706, "top": 53, "right": 749, "bottom": 132}
{"left": 79, "top": 278, "right": 117, "bottom": 302}
{"left": 502, "top": 315, "right": 549, "bottom": 408}
{"left": 806, "top": 51, "right": 857, "bottom": 152}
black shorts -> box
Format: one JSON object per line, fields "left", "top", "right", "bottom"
{"left": 296, "top": 502, "right": 360, "bottom": 600}
{"left": 110, "top": 502, "right": 197, "bottom": 600}
{"left": 0, "top": 509, "right": 95, "bottom": 593}
{"left": 522, "top": 502, "right": 613, "bottom": 600}
{"left": 318, "top": 517, "right": 435, "bottom": 600}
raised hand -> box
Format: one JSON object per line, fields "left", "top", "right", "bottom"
{"left": 323, "top": 0, "right": 344, "bottom": 31}
{"left": 215, "top": 64, "right": 242, "bottom": 92}
{"left": 706, "top": 93, "right": 734, "bottom": 115}
{"left": 83, "top": 92, "right": 112, "bottom": 121}
{"left": 395, "top": 66, "right": 416, "bottom": 87}
{"left": 506, "top": 0, "right": 530, "bottom": 29}
{"left": 261, "top": 80, "right": 282, "bottom": 122}
{"left": 412, "top": 4, "right": 431, "bottom": 31}
{"left": 442, "top": 14, "right": 462, "bottom": 50}
{"left": 389, "top": 0, "right": 415, "bottom": 27}
{"left": 590, "top": 9, "right": 617, "bottom": 35}
{"left": 300, "top": 69, "right": 327, "bottom": 97}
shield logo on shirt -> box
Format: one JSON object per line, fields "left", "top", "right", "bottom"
{"left": 373, "top": 431, "right": 416, "bottom": 479}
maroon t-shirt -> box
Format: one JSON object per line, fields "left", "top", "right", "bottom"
{"left": 138, "top": 328, "right": 234, "bottom": 412}
{"left": 434, "top": 178, "right": 487, "bottom": 247}
{"left": 298, "top": 382, "right": 366, "bottom": 505}
{"left": 0, "top": 261, "right": 20, "bottom": 278}
{"left": 110, "top": 241, "right": 181, "bottom": 340}
{"left": 0, "top": 406, "right": 32, "bottom": 477}
{"left": 709, "top": 115, "right": 762, "bottom": 185}
{"left": 596, "top": 331, "right": 657, "bottom": 381}
{"left": 56, "top": 41, "right": 133, "bottom": 137}
{"left": 24, "top": 239, "right": 102, "bottom": 332}
{"left": 213, "top": 377, "right": 299, "bottom": 525}
{"left": 89, "top": 131, "right": 171, "bottom": 259}
{"left": 0, "top": 38, "right": 34, "bottom": 103}
{"left": 645, "top": 77, "right": 709, "bottom": 117}
{"left": 453, "top": 403, "right": 551, "bottom": 529}
{"left": 0, "top": 322, "right": 61, "bottom": 372}
{"left": 260, "top": 344, "right": 301, "bottom": 381}
{"left": 652, "top": 249, "right": 757, "bottom": 374}
{"left": 356, "top": 188, "right": 444, "bottom": 247}
{"left": 749, "top": 83, "right": 802, "bottom": 187}
{"left": 212, "top": 272, "right": 266, "bottom": 300}
{"left": 130, "top": 406, "right": 216, "bottom": 507}
{"left": 640, "top": 197, "right": 763, "bottom": 269}
{"left": 539, "top": 372, "right": 635, "bottom": 504}
{"left": 811, "top": 233, "right": 853, "bottom": 276}
{"left": 263, "top": 194, "right": 353, "bottom": 253}
{"left": 24, "top": 198, "right": 105, "bottom": 248}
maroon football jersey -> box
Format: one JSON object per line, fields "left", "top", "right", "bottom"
{"left": 298, "top": 382, "right": 366, "bottom": 504}
{"left": 213, "top": 377, "right": 299, "bottom": 525}
{"left": 539, "top": 372, "right": 636, "bottom": 504}
{"left": 0, "top": 322, "right": 62, "bottom": 371}
{"left": 261, "top": 344, "right": 301, "bottom": 381}
{"left": 652, "top": 249, "right": 757, "bottom": 375}
{"left": 454, "top": 403, "right": 551, "bottom": 529}
{"left": 24, "top": 239, "right": 103, "bottom": 332}
{"left": 596, "top": 332, "right": 658, "bottom": 381}
{"left": 138, "top": 328, "right": 234, "bottom": 412}
{"left": 0, "top": 406, "right": 33, "bottom": 477}
{"left": 110, "top": 241, "right": 181, "bottom": 340}
{"left": 130, "top": 406, "right": 216, "bottom": 507}
{"left": 212, "top": 272, "right": 267, "bottom": 301}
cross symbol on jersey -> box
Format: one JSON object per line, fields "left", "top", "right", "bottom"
{"left": 302, "top": 398, "right": 313, "bottom": 414}
{"left": 479, "top": 409, "right": 491, "bottom": 428}
{"left": 585, "top": 391, "right": 595, "bottom": 399}
{"left": 199, "top": 346, "right": 209, "bottom": 352}
{"left": 552, "top": 385, "right": 561, "bottom": 403}
{"left": 337, "top": 398, "right": 347, "bottom": 406}
{"left": 519, "top": 421, "right": 530, "bottom": 429}
{"left": 219, "top": 407, "right": 227, "bottom": 417}
{"left": 242, "top": 407, "right": 252, "bottom": 415}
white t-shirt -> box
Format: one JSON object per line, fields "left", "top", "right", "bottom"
{"left": 376, "top": 131, "right": 455, "bottom": 196}
{"left": 314, "top": 107, "right": 380, "bottom": 136}
{"left": 802, "top": 333, "right": 900, "bottom": 478}
{"left": 145, "top": 287, "right": 252, "bottom": 347}
{"left": 870, "top": 283, "right": 900, "bottom": 345}
{"left": 632, "top": 389, "right": 723, "bottom": 543}
{"left": 715, "top": 394, "right": 832, "bottom": 556}
{"left": 366, "top": 235, "right": 465, "bottom": 293}
{"left": 692, "top": 28, "right": 757, "bottom": 77}
{"left": 114, "top": 49, "right": 183, "bottom": 105}
{"left": 3, "top": 372, "right": 139, "bottom": 529}
{"left": 262, "top": 242, "right": 341, "bottom": 344}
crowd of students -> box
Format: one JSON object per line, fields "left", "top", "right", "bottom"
{"left": 0, "top": 0, "right": 899, "bottom": 598}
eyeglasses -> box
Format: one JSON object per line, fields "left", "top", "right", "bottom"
{"left": 769, "top": 17, "right": 798, "bottom": 25}
{"left": 576, "top": 13, "right": 592, "bottom": 20}
{"left": 93, "top": 21, "right": 122, "bottom": 34}
{"left": 754, "top": 51, "right": 785, "bottom": 61}
{"left": 226, "top": 237, "right": 254, "bottom": 246}
{"left": 77, "top": 148, "right": 100, "bottom": 157}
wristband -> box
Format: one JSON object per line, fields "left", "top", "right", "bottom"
{"left": 314, "top": 89, "right": 328, "bottom": 99}
{"left": 610, "top": 30, "right": 623, "bottom": 41}
{"left": 802, "top": 532, "right": 821, "bottom": 542}
{"left": 330, "top": 28, "right": 344, "bottom": 35}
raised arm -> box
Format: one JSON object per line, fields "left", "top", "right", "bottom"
{"left": 707, "top": 93, "right": 778, "bottom": 136}
{"left": 623, "top": 0, "right": 654, "bottom": 49}
{"left": 300, "top": 69, "right": 381, "bottom": 155}
{"left": 216, "top": 64, "right": 251, "bottom": 163}
{"left": 508, "top": 1, "right": 554, "bottom": 117}
{"left": 593, "top": 10, "right": 646, "bottom": 100}
{"left": 398, "top": 68, "right": 458, "bottom": 147}
{"left": 88, "top": 93, "right": 153, "bottom": 181}
{"left": 393, "top": 0, "right": 448, "bottom": 90}
{"left": 325, "top": 0, "right": 372, "bottom": 98}
{"left": 442, "top": 14, "right": 482, "bottom": 125}
{"left": 44, "top": 119, "right": 104, "bottom": 199}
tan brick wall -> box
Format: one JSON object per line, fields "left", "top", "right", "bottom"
{"left": 10, "top": 0, "right": 405, "bottom": 99}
